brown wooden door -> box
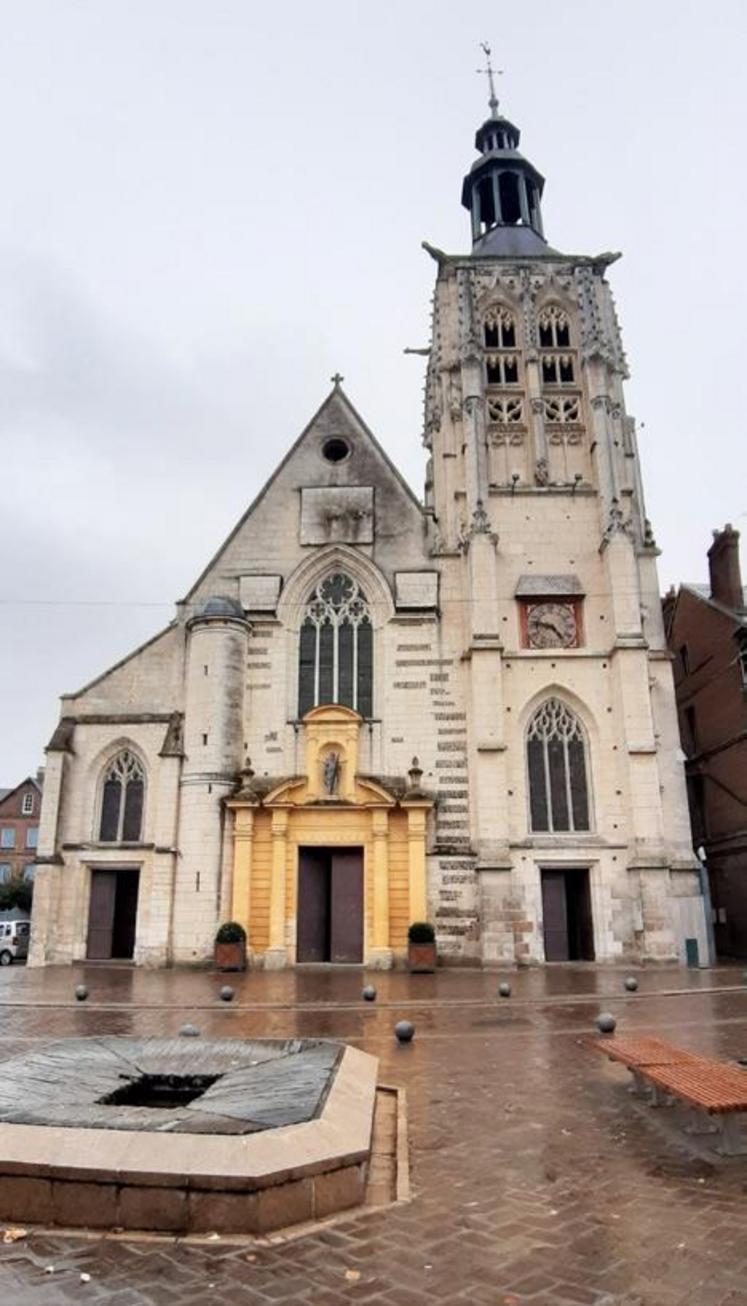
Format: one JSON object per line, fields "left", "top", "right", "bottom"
{"left": 297, "top": 850, "right": 330, "bottom": 962}
{"left": 87, "top": 870, "right": 117, "bottom": 960}
{"left": 112, "top": 870, "right": 140, "bottom": 959}
{"left": 571, "top": 869, "right": 595, "bottom": 961}
{"left": 541, "top": 870, "right": 569, "bottom": 961}
{"left": 330, "top": 850, "right": 363, "bottom": 963}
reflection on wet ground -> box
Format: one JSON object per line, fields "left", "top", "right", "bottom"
{"left": 0, "top": 961, "right": 745, "bottom": 1305}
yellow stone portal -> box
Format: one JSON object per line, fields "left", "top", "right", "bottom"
{"left": 226, "top": 706, "right": 432, "bottom": 967}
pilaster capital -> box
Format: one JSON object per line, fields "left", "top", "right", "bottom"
{"left": 271, "top": 810, "right": 289, "bottom": 836}
{"left": 371, "top": 809, "right": 389, "bottom": 838}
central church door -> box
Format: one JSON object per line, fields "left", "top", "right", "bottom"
{"left": 297, "top": 848, "right": 363, "bottom": 963}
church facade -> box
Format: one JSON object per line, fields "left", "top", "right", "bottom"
{"left": 29, "top": 91, "right": 706, "bottom": 969}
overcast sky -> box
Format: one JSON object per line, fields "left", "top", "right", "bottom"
{"left": 2, "top": 0, "right": 746, "bottom": 781}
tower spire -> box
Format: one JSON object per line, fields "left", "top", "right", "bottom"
{"left": 477, "top": 41, "right": 502, "bottom": 119}
{"left": 462, "top": 52, "right": 555, "bottom": 257}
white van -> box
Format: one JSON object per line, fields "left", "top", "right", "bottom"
{"left": 0, "top": 920, "right": 29, "bottom": 965}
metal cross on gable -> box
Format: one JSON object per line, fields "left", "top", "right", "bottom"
{"left": 477, "top": 41, "right": 503, "bottom": 116}
{"left": 330, "top": 372, "right": 344, "bottom": 386}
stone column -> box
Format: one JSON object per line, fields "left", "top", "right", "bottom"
{"left": 406, "top": 807, "right": 428, "bottom": 923}
{"left": 369, "top": 808, "right": 391, "bottom": 968}
{"left": 527, "top": 390, "right": 548, "bottom": 479}
{"left": 28, "top": 749, "right": 67, "bottom": 967}
{"left": 231, "top": 806, "right": 255, "bottom": 942}
{"left": 266, "top": 808, "right": 289, "bottom": 968}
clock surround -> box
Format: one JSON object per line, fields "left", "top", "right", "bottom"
{"left": 520, "top": 597, "right": 583, "bottom": 649}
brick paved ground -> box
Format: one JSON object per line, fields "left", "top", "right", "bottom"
{"left": 0, "top": 962, "right": 745, "bottom": 1305}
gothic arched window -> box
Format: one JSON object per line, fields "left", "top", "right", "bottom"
{"left": 98, "top": 750, "right": 145, "bottom": 843}
{"left": 298, "top": 573, "right": 373, "bottom": 717}
{"left": 538, "top": 306, "right": 575, "bottom": 385}
{"left": 484, "top": 307, "right": 516, "bottom": 350}
{"left": 526, "top": 699, "right": 590, "bottom": 833}
{"left": 484, "top": 307, "right": 520, "bottom": 391}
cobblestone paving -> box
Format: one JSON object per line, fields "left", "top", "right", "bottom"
{"left": 0, "top": 963, "right": 745, "bottom": 1304}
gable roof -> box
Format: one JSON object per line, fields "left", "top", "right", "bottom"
{"left": 181, "top": 384, "right": 424, "bottom": 604}
{"left": 680, "top": 583, "right": 747, "bottom": 626}
{"left": 0, "top": 777, "right": 43, "bottom": 810}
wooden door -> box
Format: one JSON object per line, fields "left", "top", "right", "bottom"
{"left": 297, "top": 850, "right": 330, "bottom": 962}
{"left": 87, "top": 870, "right": 117, "bottom": 959}
{"left": 330, "top": 850, "right": 363, "bottom": 963}
{"left": 541, "top": 870, "right": 569, "bottom": 962}
{"left": 576, "top": 870, "right": 595, "bottom": 961}
{"left": 112, "top": 870, "right": 140, "bottom": 959}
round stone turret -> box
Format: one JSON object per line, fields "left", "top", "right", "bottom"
{"left": 197, "top": 595, "right": 245, "bottom": 619}
{"left": 173, "top": 594, "right": 251, "bottom": 963}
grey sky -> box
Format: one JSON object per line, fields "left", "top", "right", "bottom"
{"left": 2, "top": 0, "right": 746, "bottom": 780}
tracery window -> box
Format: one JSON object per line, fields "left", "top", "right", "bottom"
{"left": 298, "top": 573, "right": 373, "bottom": 717}
{"left": 539, "top": 306, "right": 575, "bottom": 385}
{"left": 487, "top": 396, "right": 523, "bottom": 424}
{"left": 538, "top": 306, "right": 571, "bottom": 348}
{"left": 484, "top": 308, "right": 516, "bottom": 350}
{"left": 526, "top": 699, "right": 590, "bottom": 833}
{"left": 484, "top": 308, "right": 520, "bottom": 393}
{"left": 98, "top": 750, "right": 145, "bottom": 843}
{"left": 544, "top": 396, "right": 580, "bottom": 424}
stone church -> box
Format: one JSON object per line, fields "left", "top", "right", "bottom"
{"left": 30, "top": 85, "right": 706, "bottom": 969}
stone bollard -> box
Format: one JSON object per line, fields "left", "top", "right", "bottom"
{"left": 394, "top": 1020, "right": 415, "bottom": 1044}
{"left": 596, "top": 1013, "right": 616, "bottom": 1035}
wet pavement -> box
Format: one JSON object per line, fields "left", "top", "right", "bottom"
{"left": 0, "top": 961, "right": 745, "bottom": 1304}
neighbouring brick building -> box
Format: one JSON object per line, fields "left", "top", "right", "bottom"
{"left": 30, "top": 80, "right": 704, "bottom": 969}
{"left": 0, "top": 774, "right": 43, "bottom": 886}
{"left": 663, "top": 525, "right": 747, "bottom": 958}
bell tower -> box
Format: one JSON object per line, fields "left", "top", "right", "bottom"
{"left": 419, "top": 52, "right": 700, "bottom": 965}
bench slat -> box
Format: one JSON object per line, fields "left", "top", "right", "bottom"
{"left": 643, "top": 1063, "right": 747, "bottom": 1113}
{"left": 593, "top": 1036, "right": 701, "bottom": 1069}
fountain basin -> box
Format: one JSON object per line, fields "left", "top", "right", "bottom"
{"left": 0, "top": 1037, "right": 378, "bottom": 1234}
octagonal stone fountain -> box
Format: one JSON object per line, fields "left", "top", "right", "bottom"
{"left": 0, "top": 1037, "right": 378, "bottom": 1235}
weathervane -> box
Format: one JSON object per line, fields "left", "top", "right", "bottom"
{"left": 477, "top": 41, "right": 503, "bottom": 118}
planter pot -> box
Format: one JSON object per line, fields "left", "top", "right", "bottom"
{"left": 408, "top": 941, "right": 437, "bottom": 973}
{"left": 214, "top": 941, "right": 246, "bottom": 972}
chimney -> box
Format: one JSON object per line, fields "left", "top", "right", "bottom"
{"left": 707, "top": 524, "right": 743, "bottom": 611}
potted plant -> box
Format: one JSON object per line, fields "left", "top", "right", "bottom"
{"left": 407, "top": 921, "right": 437, "bottom": 973}
{"left": 214, "top": 921, "right": 247, "bottom": 972}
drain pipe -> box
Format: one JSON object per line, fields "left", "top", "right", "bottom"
{"left": 695, "top": 844, "right": 718, "bottom": 967}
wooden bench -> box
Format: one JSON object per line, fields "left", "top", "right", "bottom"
{"left": 593, "top": 1035, "right": 747, "bottom": 1156}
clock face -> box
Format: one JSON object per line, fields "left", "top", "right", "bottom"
{"left": 526, "top": 602, "right": 578, "bottom": 649}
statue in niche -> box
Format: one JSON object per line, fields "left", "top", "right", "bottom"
{"left": 534, "top": 458, "right": 550, "bottom": 487}
{"left": 322, "top": 751, "right": 341, "bottom": 795}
